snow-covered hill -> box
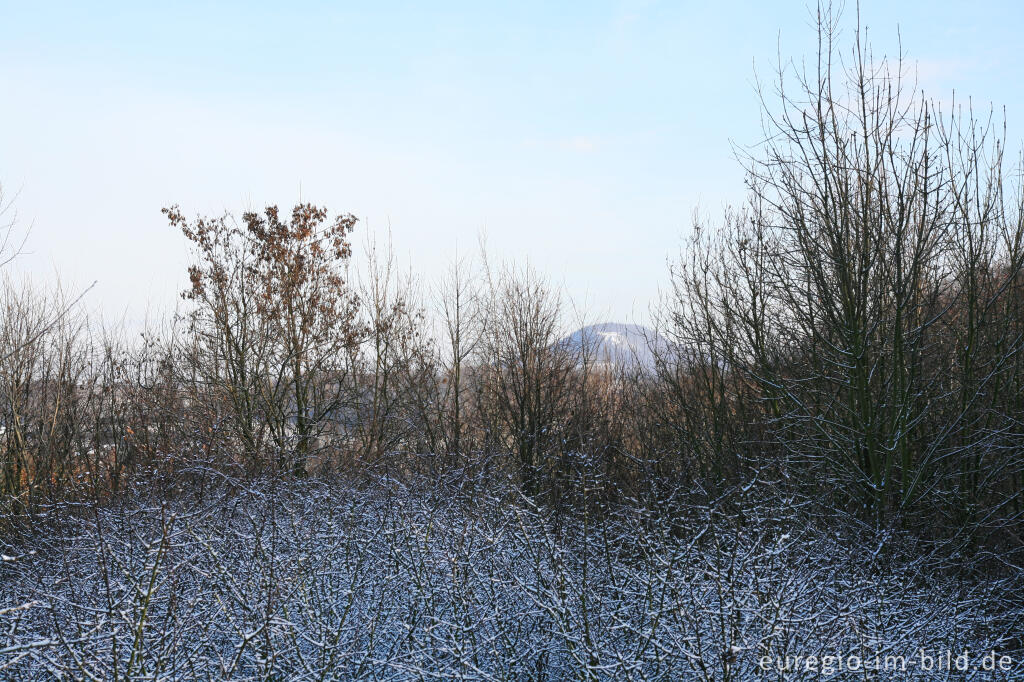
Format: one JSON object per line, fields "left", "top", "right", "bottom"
{"left": 559, "top": 323, "right": 670, "bottom": 369}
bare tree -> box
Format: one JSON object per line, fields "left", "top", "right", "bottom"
{"left": 351, "top": 234, "right": 431, "bottom": 466}
{"left": 663, "top": 3, "right": 1024, "bottom": 526}
{"left": 0, "top": 184, "right": 27, "bottom": 271}
{"left": 477, "top": 263, "right": 576, "bottom": 496}
{"left": 434, "top": 254, "right": 482, "bottom": 457}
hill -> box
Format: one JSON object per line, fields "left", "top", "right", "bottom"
{"left": 559, "top": 322, "right": 669, "bottom": 369}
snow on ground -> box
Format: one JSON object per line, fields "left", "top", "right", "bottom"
{"left": 1, "top": 476, "right": 1022, "bottom": 680}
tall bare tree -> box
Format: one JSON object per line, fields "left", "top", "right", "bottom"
{"left": 478, "top": 264, "right": 576, "bottom": 495}
{"left": 664, "top": 4, "right": 1024, "bottom": 524}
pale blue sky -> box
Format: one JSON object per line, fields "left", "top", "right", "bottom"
{"left": 1, "top": 1, "right": 1021, "bottom": 326}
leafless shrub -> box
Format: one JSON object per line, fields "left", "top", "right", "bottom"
{"left": 1, "top": 476, "right": 1020, "bottom": 680}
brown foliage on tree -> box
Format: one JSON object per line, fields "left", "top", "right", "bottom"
{"left": 165, "top": 203, "right": 361, "bottom": 475}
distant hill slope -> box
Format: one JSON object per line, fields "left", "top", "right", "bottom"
{"left": 559, "top": 323, "right": 670, "bottom": 369}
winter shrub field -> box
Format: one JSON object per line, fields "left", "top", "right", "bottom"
{"left": 2, "top": 473, "right": 1022, "bottom": 680}
{"left": 4, "top": 6, "right": 1024, "bottom": 680}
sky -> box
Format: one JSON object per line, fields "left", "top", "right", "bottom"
{"left": 1, "top": 1, "right": 1022, "bottom": 329}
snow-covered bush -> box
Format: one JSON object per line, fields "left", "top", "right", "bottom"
{"left": 2, "top": 475, "right": 1020, "bottom": 680}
